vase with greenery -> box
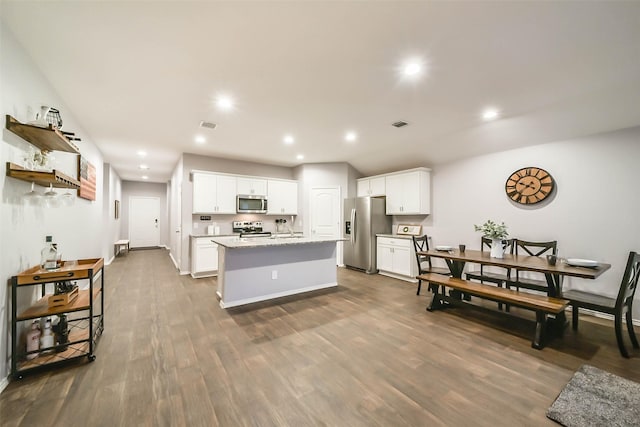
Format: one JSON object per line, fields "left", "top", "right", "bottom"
{"left": 474, "top": 220, "right": 509, "bottom": 258}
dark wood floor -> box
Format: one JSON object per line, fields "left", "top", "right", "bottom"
{"left": 2, "top": 249, "right": 638, "bottom": 426}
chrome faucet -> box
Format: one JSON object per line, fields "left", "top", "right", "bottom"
{"left": 287, "top": 216, "right": 295, "bottom": 236}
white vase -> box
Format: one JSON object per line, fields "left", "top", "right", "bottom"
{"left": 490, "top": 238, "right": 504, "bottom": 258}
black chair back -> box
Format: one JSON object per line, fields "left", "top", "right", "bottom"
{"left": 514, "top": 239, "right": 557, "bottom": 257}
{"left": 513, "top": 239, "right": 557, "bottom": 287}
{"left": 412, "top": 235, "right": 432, "bottom": 272}
{"left": 616, "top": 251, "right": 640, "bottom": 311}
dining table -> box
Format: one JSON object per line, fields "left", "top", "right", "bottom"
{"left": 417, "top": 248, "right": 611, "bottom": 335}
{"left": 419, "top": 249, "right": 611, "bottom": 298}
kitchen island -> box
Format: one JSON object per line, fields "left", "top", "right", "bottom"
{"left": 211, "top": 235, "right": 343, "bottom": 308}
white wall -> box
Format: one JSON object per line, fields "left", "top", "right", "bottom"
{"left": 294, "top": 162, "right": 358, "bottom": 236}
{"left": 168, "top": 158, "right": 183, "bottom": 269}
{"left": 103, "top": 164, "right": 123, "bottom": 262}
{"left": 417, "top": 126, "right": 640, "bottom": 317}
{"left": 1, "top": 24, "right": 120, "bottom": 385}
{"left": 120, "top": 181, "right": 169, "bottom": 248}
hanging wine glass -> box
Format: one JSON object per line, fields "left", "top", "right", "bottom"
{"left": 23, "top": 182, "right": 42, "bottom": 206}
{"left": 43, "top": 183, "right": 59, "bottom": 208}
{"left": 60, "top": 190, "right": 75, "bottom": 207}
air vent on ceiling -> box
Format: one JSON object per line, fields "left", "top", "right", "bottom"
{"left": 199, "top": 121, "right": 217, "bottom": 129}
{"left": 392, "top": 121, "right": 408, "bottom": 128}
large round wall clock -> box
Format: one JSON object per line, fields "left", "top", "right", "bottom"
{"left": 505, "top": 167, "right": 555, "bottom": 205}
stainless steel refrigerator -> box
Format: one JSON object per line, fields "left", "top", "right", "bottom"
{"left": 343, "top": 197, "right": 391, "bottom": 274}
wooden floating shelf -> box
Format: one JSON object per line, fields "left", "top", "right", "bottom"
{"left": 6, "top": 115, "right": 80, "bottom": 154}
{"left": 6, "top": 162, "right": 80, "bottom": 189}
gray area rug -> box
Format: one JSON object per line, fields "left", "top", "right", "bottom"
{"left": 547, "top": 364, "right": 640, "bottom": 427}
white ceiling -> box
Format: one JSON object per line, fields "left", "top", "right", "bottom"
{"left": 3, "top": 1, "right": 640, "bottom": 182}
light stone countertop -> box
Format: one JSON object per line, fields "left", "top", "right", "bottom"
{"left": 190, "top": 234, "right": 235, "bottom": 238}
{"left": 376, "top": 234, "right": 415, "bottom": 240}
{"left": 211, "top": 235, "right": 345, "bottom": 249}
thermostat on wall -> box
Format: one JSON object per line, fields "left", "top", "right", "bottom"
{"left": 396, "top": 224, "right": 422, "bottom": 236}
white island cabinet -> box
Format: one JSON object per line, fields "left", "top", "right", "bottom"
{"left": 212, "top": 236, "right": 343, "bottom": 308}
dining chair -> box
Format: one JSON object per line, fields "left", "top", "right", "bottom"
{"left": 465, "top": 237, "right": 515, "bottom": 287}
{"left": 562, "top": 251, "right": 640, "bottom": 358}
{"left": 507, "top": 239, "right": 557, "bottom": 293}
{"left": 412, "top": 235, "right": 451, "bottom": 295}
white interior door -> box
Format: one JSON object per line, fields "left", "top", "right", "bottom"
{"left": 129, "top": 196, "right": 160, "bottom": 248}
{"left": 310, "top": 187, "right": 341, "bottom": 264}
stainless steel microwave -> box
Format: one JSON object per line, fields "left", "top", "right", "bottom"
{"left": 236, "top": 194, "right": 268, "bottom": 214}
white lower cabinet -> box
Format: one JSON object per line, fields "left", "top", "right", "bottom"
{"left": 376, "top": 236, "right": 417, "bottom": 282}
{"left": 191, "top": 237, "right": 218, "bottom": 278}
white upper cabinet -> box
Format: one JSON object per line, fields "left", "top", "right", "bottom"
{"left": 215, "top": 175, "right": 237, "bottom": 213}
{"left": 236, "top": 177, "right": 267, "bottom": 196}
{"left": 267, "top": 179, "right": 298, "bottom": 215}
{"left": 385, "top": 168, "right": 431, "bottom": 215}
{"left": 356, "top": 176, "right": 386, "bottom": 197}
{"left": 192, "top": 172, "right": 237, "bottom": 214}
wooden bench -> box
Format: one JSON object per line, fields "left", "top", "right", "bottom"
{"left": 418, "top": 273, "right": 569, "bottom": 349}
{"left": 114, "top": 239, "right": 130, "bottom": 256}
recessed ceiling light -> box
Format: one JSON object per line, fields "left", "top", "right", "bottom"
{"left": 403, "top": 62, "right": 422, "bottom": 76}
{"left": 142, "top": 175, "right": 149, "bottom": 180}
{"left": 296, "top": 154, "right": 304, "bottom": 160}
{"left": 345, "top": 131, "right": 357, "bottom": 142}
{"left": 284, "top": 135, "right": 294, "bottom": 145}
{"left": 195, "top": 135, "right": 206, "bottom": 144}
{"left": 216, "top": 95, "right": 234, "bottom": 111}
{"left": 139, "top": 164, "right": 149, "bottom": 170}
{"left": 483, "top": 109, "right": 500, "bottom": 121}
{"left": 137, "top": 150, "right": 147, "bottom": 157}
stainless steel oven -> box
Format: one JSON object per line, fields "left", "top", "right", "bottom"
{"left": 236, "top": 194, "right": 268, "bottom": 214}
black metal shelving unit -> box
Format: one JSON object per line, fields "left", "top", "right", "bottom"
{"left": 10, "top": 258, "right": 104, "bottom": 379}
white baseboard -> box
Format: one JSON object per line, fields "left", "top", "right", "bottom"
{"left": 572, "top": 307, "right": 640, "bottom": 326}
{"left": 0, "top": 376, "right": 9, "bottom": 395}
{"left": 378, "top": 270, "right": 418, "bottom": 283}
{"left": 220, "top": 282, "right": 338, "bottom": 309}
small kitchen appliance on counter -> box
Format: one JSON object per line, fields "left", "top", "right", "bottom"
{"left": 396, "top": 224, "right": 422, "bottom": 236}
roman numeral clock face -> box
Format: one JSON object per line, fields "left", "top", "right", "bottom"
{"left": 505, "top": 167, "right": 555, "bottom": 205}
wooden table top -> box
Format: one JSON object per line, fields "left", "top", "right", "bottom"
{"left": 419, "top": 249, "right": 611, "bottom": 280}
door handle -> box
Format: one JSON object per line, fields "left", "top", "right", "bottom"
{"left": 351, "top": 208, "right": 357, "bottom": 245}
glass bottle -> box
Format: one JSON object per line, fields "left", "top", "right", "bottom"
{"left": 40, "top": 236, "right": 58, "bottom": 270}
{"left": 40, "top": 318, "right": 54, "bottom": 354}
{"left": 26, "top": 320, "right": 41, "bottom": 360}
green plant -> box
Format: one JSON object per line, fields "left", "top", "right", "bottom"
{"left": 474, "top": 220, "right": 508, "bottom": 240}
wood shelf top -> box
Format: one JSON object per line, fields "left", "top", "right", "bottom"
{"left": 17, "top": 287, "right": 102, "bottom": 321}
{"left": 15, "top": 258, "right": 104, "bottom": 285}
{"left": 6, "top": 115, "right": 80, "bottom": 154}
{"left": 6, "top": 162, "right": 81, "bottom": 189}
